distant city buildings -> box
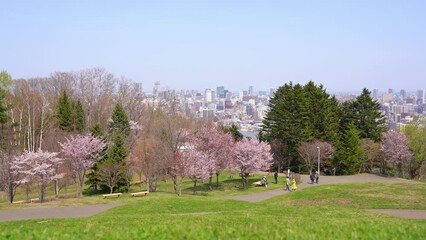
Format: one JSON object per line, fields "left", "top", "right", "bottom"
{"left": 362, "top": 88, "right": 426, "bottom": 131}
{"left": 146, "top": 83, "right": 426, "bottom": 134}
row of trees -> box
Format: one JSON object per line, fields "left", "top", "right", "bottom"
{"left": 262, "top": 81, "right": 426, "bottom": 179}
{"left": 176, "top": 124, "right": 273, "bottom": 194}
{"left": 0, "top": 69, "right": 144, "bottom": 202}
{"left": 1, "top": 69, "right": 274, "bottom": 203}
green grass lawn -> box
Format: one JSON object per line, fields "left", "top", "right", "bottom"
{"left": 0, "top": 182, "right": 425, "bottom": 239}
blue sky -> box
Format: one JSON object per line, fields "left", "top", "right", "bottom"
{"left": 1, "top": 0, "right": 425, "bottom": 92}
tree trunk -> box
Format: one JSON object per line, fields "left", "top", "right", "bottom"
{"left": 172, "top": 175, "right": 178, "bottom": 194}
{"left": 193, "top": 179, "right": 197, "bottom": 193}
{"left": 208, "top": 176, "right": 213, "bottom": 190}
{"left": 25, "top": 183, "right": 30, "bottom": 202}
{"left": 241, "top": 174, "right": 246, "bottom": 189}
{"left": 40, "top": 183, "right": 45, "bottom": 203}
{"left": 7, "top": 184, "right": 14, "bottom": 204}
{"left": 148, "top": 173, "right": 157, "bottom": 192}
{"left": 55, "top": 180, "right": 59, "bottom": 199}
{"left": 178, "top": 177, "right": 183, "bottom": 196}
{"left": 216, "top": 172, "right": 219, "bottom": 187}
{"left": 110, "top": 186, "right": 113, "bottom": 194}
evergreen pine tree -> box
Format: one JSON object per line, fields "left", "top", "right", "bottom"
{"left": 352, "top": 88, "right": 386, "bottom": 142}
{"left": 100, "top": 133, "right": 128, "bottom": 191}
{"left": 222, "top": 124, "right": 243, "bottom": 141}
{"left": 303, "top": 81, "right": 340, "bottom": 144}
{"left": 334, "top": 122, "right": 363, "bottom": 175}
{"left": 263, "top": 82, "right": 310, "bottom": 161}
{"left": 0, "top": 71, "right": 12, "bottom": 145}
{"left": 74, "top": 100, "right": 86, "bottom": 133}
{"left": 107, "top": 133, "right": 128, "bottom": 163}
{"left": 109, "top": 103, "right": 130, "bottom": 137}
{"left": 90, "top": 124, "right": 105, "bottom": 138}
{"left": 263, "top": 81, "right": 340, "bottom": 164}
{"left": 57, "top": 91, "right": 73, "bottom": 131}
{"left": 86, "top": 124, "right": 110, "bottom": 191}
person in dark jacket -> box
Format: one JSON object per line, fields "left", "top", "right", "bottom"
{"left": 274, "top": 171, "right": 278, "bottom": 184}
{"left": 310, "top": 171, "right": 315, "bottom": 184}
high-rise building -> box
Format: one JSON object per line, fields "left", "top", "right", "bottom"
{"left": 372, "top": 88, "right": 379, "bottom": 99}
{"left": 202, "top": 109, "right": 214, "bottom": 121}
{"left": 153, "top": 82, "right": 161, "bottom": 97}
{"left": 400, "top": 89, "right": 406, "bottom": 101}
{"left": 248, "top": 86, "right": 254, "bottom": 96}
{"left": 417, "top": 89, "right": 426, "bottom": 104}
{"left": 204, "top": 88, "right": 213, "bottom": 103}
{"left": 216, "top": 86, "right": 225, "bottom": 98}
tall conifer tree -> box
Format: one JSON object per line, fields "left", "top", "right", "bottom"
{"left": 57, "top": 91, "right": 72, "bottom": 131}
{"left": 74, "top": 100, "right": 86, "bottom": 133}
{"left": 352, "top": 88, "right": 386, "bottom": 142}
{"left": 334, "top": 122, "right": 363, "bottom": 175}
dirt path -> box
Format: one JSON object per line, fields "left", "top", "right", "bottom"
{"left": 0, "top": 204, "right": 121, "bottom": 223}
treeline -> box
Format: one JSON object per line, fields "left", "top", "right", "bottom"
{"left": 0, "top": 69, "right": 274, "bottom": 203}
{"left": 0, "top": 69, "right": 147, "bottom": 202}
{"left": 262, "top": 81, "right": 426, "bottom": 178}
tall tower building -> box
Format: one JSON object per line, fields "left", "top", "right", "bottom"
{"left": 400, "top": 89, "right": 406, "bottom": 101}
{"left": 248, "top": 86, "right": 254, "bottom": 96}
{"left": 372, "top": 89, "right": 379, "bottom": 99}
{"left": 204, "top": 88, "right": 213, "bottom": 103}
{"left": 153, "top": 82, "right": 161, "bottom": 97}
{"left": 417, "top": 89, "right": 426, "bottom": 104}
{"left": 216, "top": 86, "right": 225, "bottom": 98}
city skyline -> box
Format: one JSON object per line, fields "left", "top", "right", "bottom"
{"left": 1, "top": 0, "right": 425, "bottom": 92}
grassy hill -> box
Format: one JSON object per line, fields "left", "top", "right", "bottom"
{"left": 0, "top": 181, "right": 425, "bottom": 239}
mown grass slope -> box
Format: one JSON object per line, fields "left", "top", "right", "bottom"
{"left": 0, "top": 182, "right": 425, "bottom": 239}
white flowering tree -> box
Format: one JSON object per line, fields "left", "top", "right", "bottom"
{"left": 189, "top": 124, "right": 234, "bottom": 189}
{"left": 232, "top": 138, "right": 274, "bottom": 189}
{"left": 12, "top": 150, "right": 64, "bottom": 202}
{"left": 180, "top": 148, "right": 215, "bottom": 194}
{"left": 381, "top": 130, "right": 412, "bottom": 178}
{"left": 60, "top": 134, "right": 106, "bottom": 197}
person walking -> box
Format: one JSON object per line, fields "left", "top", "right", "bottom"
{"left": 315, "top": 171, "right": 319, "bottom": 184}
{"left": 310, "top": 171, "right": 315, "bottom": 184}
{"left": 291, "top": 178, "right": 297, "bottom": 191}
{"left": 274, "top": 171, "right": 278, "bottom": 184}
{"left": 285, "top": 176, "right": 291, "bottom": 191}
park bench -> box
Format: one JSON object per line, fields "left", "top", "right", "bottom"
{"left": 103, "top": 193, "right": 122, "bottom": 198}
{"left": 130, "top": 191, "right": 149, "bottom": 197}
{"left": 30, "top": 198, "right": 39, "bottom": 203}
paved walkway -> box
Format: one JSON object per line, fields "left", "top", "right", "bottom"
{"left": 227, "top": 173, "right": 426, "bottom": 219}
{"left": 0, "top": 174, "right": 423, "bottom": 222}
{"left": 0, "top": 204, "right": 120, "bottom": 223}
{"left": 368, "top": 209, "right": 426, "bottom": 219}
{"left": 227, "top": 173, "right": 411, "bottom": 203}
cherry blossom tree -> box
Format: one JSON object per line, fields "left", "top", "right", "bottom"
{"left": 381, "top": 130, "right": 412, "bottom": 178}
{"left": 297, "top": 140, "right": 334, "bottom": 173}
{"left": 179, "top": 148, "right": 215, "bottom": 194}
{"left": 12, "top": 150, "right": 63, "bottom": 202}
{"left": 232, "top": 138, "right": 273, "bottom": 189}
{"left": 60, "top": 134, "right": 106, "bottom": 197}
{"left": 1, "top": 153, "right": 24, "bottom": 203}
{"left": 189, "top": 124, "right": 234, "bottom": 189}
